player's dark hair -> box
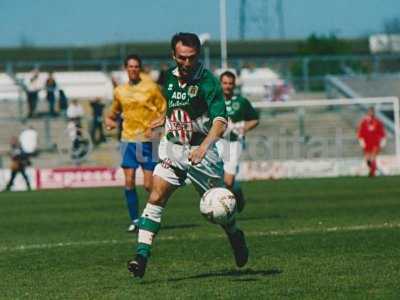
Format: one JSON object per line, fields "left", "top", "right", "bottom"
{"left": 124, "top": 54, "right": 142, "bottom": 68}
{"left": 171, "top": 32, "right": 201, "bottom": 54}
{"left": 220, "top": 70, "right": 236, "bottom": 81}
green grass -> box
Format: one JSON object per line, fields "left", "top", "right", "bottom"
{"left": 1, "top": 176, "right": 400, "bottom": 299}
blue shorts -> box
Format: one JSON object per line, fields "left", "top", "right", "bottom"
{"left": 120, "top": 142, "right": 158, "bottom": 171}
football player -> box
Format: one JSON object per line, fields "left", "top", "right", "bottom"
{"left": 127, "top": 33, "right": 249, "bottom": 278}
{"left": 357, "top": 107, "right": 386, "bottom": 177}
{"left": 105, "top": 54, "right": 166, "bottom": 232}
{"left": 216, "top": 71, "right": 259, "bottom": 212}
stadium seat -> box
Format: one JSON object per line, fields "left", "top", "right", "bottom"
{"left": 15, "top": 71, "right": 114, "bottom": 100}
{"left": 0, "top": 73, "right": 20, "bottom": 101}
{"left": 238, "top": 67, "right": 282, "bottom": 100}
{"left": 53, "top": 71, "right": 114, "bottom": 99}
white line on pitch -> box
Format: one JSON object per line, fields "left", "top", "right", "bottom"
{"left": 1, "top": 222, "right": 399, "bottom": 253}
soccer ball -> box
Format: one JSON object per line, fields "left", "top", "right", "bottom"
{"left": 200, "top": 187, "right": 236, "bottom": 225}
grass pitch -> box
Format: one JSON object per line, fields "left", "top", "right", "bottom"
{"left": 1, "top": 176, "right": 400, "bottom": 299}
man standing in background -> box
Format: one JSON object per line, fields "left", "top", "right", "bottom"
{"left": 89, "top": 97, "right": 106, "bottom": 145}
{"left": 45, "top": 72, "right": 57, "bottom": 116}
{"left": 3, "top": 137, "right": 31, "bottom": 192}
{"left": 357, "top": 107, "right": 386, "bottom": 177}
{"left": 26, "top": 70, "right": 41, "bottom": 118}
{"left": 105, "top": 54, "right": 166, "bottom": 232}
{"left": 217, "top": 71, "right": 259, "bottom": 212}
{"left": 19, "top": 125, "right": 38, "bottom": 158}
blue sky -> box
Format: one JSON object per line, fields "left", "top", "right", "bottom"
{"left": 0, "top": 0, "right": 399, "bottom": 47}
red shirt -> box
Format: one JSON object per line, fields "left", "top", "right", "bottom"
{"left": 357, "top": 115, "right": 385, "bottom": 145}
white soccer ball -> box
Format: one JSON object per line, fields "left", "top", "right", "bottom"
{"left": 200, "top": 187, "right": 236, "bottom": 225}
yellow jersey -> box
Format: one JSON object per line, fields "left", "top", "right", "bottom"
{"left": 112, "top": 74, "right": 166, "bottom": 142}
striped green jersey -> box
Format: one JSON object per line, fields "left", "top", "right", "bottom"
{"left": 225, "top": 95, "right": 259, "bottom": 141}
{"left": 163, "top": 64, "right": 227, "bottom": 146}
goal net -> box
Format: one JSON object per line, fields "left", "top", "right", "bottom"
{"left": 238, "top": 97, "right": 400, "bottom": 179}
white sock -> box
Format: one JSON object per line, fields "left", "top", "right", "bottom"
{"left": 142, "top": 203, "right": 163, "bottom": 223}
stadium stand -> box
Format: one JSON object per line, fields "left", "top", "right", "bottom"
{"left": 16, "top": 71, "right": 114, "bottom": 100}
{"left": 215, "top": 67, "right": 294, "bottom": 101}
{"left": 341, "top": 74, "right": 400, "bottom": 99}
{"left": 241, "top": 107, "right": 388, "bottom": 161}
{"left": 0, "top": 73, "right": 20, "bottom": 101}
{"left": 6, "top": 67, "right": 291, "bottom": 104}
{"left": 247, "top": 102, "right": 397, "bottom": 162}
{"left": 239, "top": 67, "right": 281, "bottom": 100}
{"left": 4, "top": 66, "right": 392, "bottom": 170}
{"left": 325, "top": 75, "right": 397, "bottom": 134}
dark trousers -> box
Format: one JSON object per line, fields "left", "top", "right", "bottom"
{"left": 6, "top": 168, "right": 31, "bottom": 191}
{"left": 47, "top": 93, "right": 56, "bottom": 116}
{"left": 27, "top": 92, "right": 39, "bottom": 118}
{"left": 91, "top": 120, "right": 106, "bottom": 144}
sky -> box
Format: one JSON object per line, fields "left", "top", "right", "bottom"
{"left": 0, "top": 0, "right": 399, "bottom": 47}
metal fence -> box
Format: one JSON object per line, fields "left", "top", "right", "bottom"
{"left": 2, "top": 54, "right": 400, "bottom": 92}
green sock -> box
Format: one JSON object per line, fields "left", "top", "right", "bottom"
{"left": 233, "top": 181, "right": 246, "bottom": 212}
{"left": 223, "top": 218, "right": 238, "bottom": 234}
{"left": 136, "top": 217, "right": 161, "bottom": 258}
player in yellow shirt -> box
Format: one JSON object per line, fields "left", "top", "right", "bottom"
{"left": 105, "top": 54, "right": 166, "bottom": 232}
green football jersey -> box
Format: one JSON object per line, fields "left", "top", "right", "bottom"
{"left": 163, "top": 64, "right": 227, "bottom": 145}
{"left": 225, "top": 95, "right": 259, "bottom": 141}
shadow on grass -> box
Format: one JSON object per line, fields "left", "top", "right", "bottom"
{"left": 170, "top": 268, "right": 282, "bottom": 282}
{"left": 140, "top": 268, "right": 282, "bottom": 284}
{"left": 162, "top": 224, "right": 200, "bottom": 230}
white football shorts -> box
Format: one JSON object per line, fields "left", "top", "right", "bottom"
{"left": 216, "top": 139, "right": 243, "bottom": 175}
{"left": 153, "top": 137, "right": 224, "bottom": 196}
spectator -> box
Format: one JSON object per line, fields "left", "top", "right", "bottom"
{"left": 26, "top": 69, "right": 41, "bottom": 118}
{"left": 89, "top": 97, "right": 106, "bottom": 145}
{"left": 66, "top": 99, "right": 89, "bottom": 163}
{"left": 58, "top": 89, "right": 68, "bottom": 117}
{"left": 357, "top": 107, "right": 386, "bottom": 177}
{"left": 271, "top": 81, "right": 293, "bottom": 102}
{"left": 19, "top": 126, "right": 38, "bottom": 157}
{"left": 3, "top": 137, "right": 31, "bottom": 192}
{"left": 45, "top": 72, "right": 57, "bottom": 116}
{"left": 67, "top": 99, "right": 84, "bottom": 126}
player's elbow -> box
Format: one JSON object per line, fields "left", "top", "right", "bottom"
{"left": 219, "top": 123, "right": 227, "bottom": 138}
{"left": 213, "top": 118, "right": 227, "bottom": 136}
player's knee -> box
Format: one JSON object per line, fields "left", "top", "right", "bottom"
{"left": 143, "top": 181, "right": 152, "bottom": 193}
{"left": 148, "top": 189, "right": 164, "bottom": 205}
{"left": 143, "top": 175, "right": 153, "bottom": 192}
{"left": 124, "top": 177, "right": 135, "bottom": 189}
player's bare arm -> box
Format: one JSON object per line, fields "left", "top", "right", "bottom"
{"left": 189, "top": 119, "right": 226, "bottom": 165}
{"left": 149, "top": 115, "right": 166, "bottom": 129}
{"left": 144, "top": 114, "right": 166, "bottom": 138}
{"left": 358, "top": 138, "right": 366, "bottom": 148}
{"left": 244, "top": 119, "right": 259, "bottom": 134}
{"left": 105, "top": 111, "right": 118, "bottom": 130}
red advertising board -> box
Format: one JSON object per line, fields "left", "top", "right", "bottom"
{"left": 36, "top": 167, "right": 142, "bottom": 189}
